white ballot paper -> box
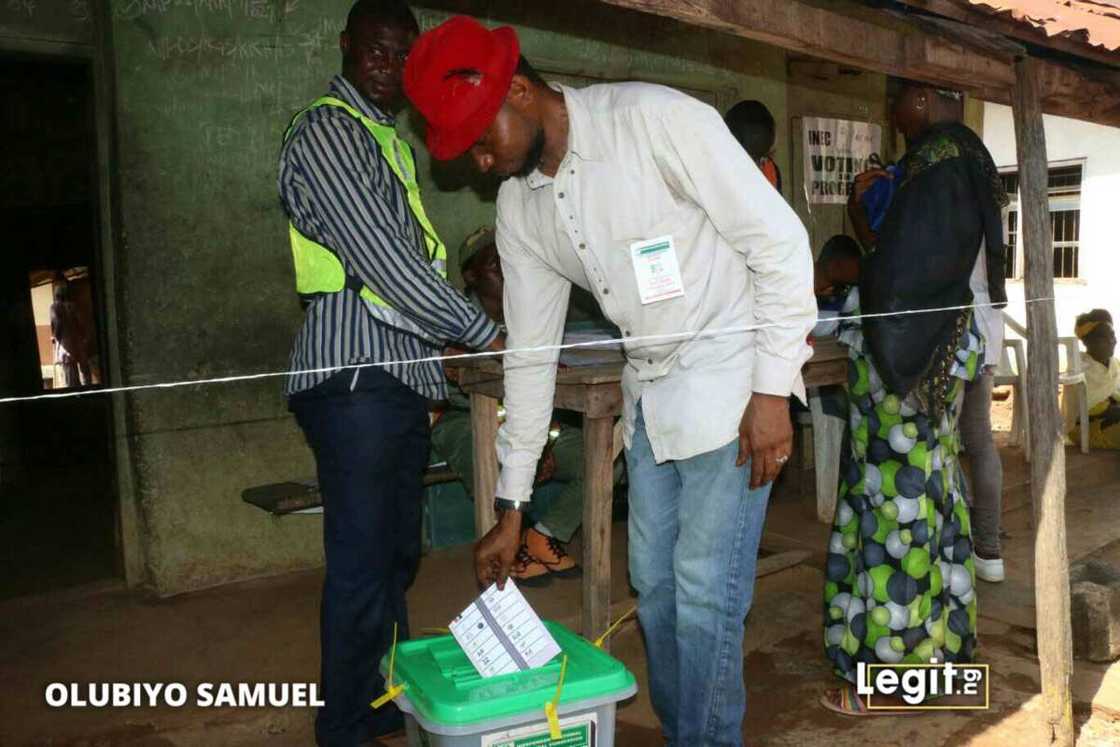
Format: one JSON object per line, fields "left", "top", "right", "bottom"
{"left": 449, "top": 581, "right": 562, "bottom": 678}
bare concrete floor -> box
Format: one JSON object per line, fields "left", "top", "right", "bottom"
{"left": 3, "top": 442, "right": 1120, "bottom": 746}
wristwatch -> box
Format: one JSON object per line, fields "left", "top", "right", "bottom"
{"left": 494, "top": 498, "right": 527, "bottom": 513}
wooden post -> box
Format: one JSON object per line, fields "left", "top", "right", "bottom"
{"left": 582, "top": 415, "right": 615, "bottom": 646}
{"left": 1011, "top": 54, "right": 1075, "bottom": 747}
{"left": 470, "top": 392, "right": 500, "bottom": 535}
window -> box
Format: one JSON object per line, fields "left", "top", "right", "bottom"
{"left": 1000, "top": 164, "right": 1083, "bottom": 280}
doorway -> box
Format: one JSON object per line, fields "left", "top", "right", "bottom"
{"left": 0, "top": 56, "right": 118, "bottom": 599}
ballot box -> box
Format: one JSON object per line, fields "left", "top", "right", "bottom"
{"left": 380, "top": 621, "right": 637, "bottom": 747}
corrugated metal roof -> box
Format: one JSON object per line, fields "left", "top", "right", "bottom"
{"left": 965, "top": 0, "right": 1120, "bottom": 52}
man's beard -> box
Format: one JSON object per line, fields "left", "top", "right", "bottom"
{"left": 512, "top": 128, "right": 547, "bottom": 179}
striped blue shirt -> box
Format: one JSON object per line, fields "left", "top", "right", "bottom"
{"left": 278, "top": 75, "right": 499, "bottom": 399}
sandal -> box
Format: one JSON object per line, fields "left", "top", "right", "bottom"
{"left": 819, "top": 683, "right": 921, "bottom": 717}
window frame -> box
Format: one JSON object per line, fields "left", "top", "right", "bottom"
{"left": 999, "top": 159, "right": 1086, "bottom": 283}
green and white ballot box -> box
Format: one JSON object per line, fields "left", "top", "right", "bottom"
{"left": 379, "top": 621, "right": 637, "bottom": 747}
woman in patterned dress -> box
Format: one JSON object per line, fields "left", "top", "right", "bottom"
{"left": 820, "top": 82, "right": 1009, "bottom": 714}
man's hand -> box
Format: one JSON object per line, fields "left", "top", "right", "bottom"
{"left": 487, "top": 334, "right": 507, "bottom": 353}
{"left": 849, "top": 167, "right": 891, "bottom": 207}
{"left": 443, "top": 345, "right": 467, "bottom": 383}
{"left": 474, "top": 509, "right": 522, "bottom": 589}
{"left": 737, "top": 393, "right": 793, "bottom": 489}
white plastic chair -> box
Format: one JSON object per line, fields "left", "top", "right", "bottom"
{"left": 993, "top": 335, "right": 1030, "bottom": 460}
{"left": 995, "top": 312, "right": 1090, "bottom": 457}
{"left": 1058, "top": 337, "right": 1090, "bottom": 454}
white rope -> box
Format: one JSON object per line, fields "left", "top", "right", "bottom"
{"left": 0, "top": 297, "right": 1051, "bottom": 405}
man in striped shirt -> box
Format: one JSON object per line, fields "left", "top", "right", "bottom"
{"left": 277, "top": 2, "right": 502, "bottom": 744}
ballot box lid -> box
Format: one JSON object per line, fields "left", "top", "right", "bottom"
{"left": 380, "top": 620, "right": 636, "bottom": 727}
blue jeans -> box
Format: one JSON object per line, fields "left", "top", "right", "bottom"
{"left": 626, "top": 404, "right": 772, "bottom": 747}
{"left": 290, "top": 367, "right": 429, "bottom": 747}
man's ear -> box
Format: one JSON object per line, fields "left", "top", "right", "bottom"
{"left": 461, "top": 264, "right": 477, "bottom": 290}
{"left": 506, "top": 74, "right": 535, "bottom": 111}
{"left": 339, "top": 30, "right": 350, "bottom": 57}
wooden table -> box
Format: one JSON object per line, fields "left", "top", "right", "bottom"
{"left": 454, "top": 337, "right": 848, "bottom": 644}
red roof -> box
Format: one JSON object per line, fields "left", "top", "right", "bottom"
{"left": 965, "top": 0, "right": 1120, "bottom": 52}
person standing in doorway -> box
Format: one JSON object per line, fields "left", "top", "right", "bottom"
{"left": 405, "top": 18, "right": 816, "bottom": 745}
{"left": 277, "top": 3, "right": 503, "bottom": 744}
{"left": 49, "top": 275, "right": 90, "bottom": 387}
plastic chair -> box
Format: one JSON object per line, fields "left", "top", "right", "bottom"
{"left": 1058, "top": 337, "right": 1090, "bottom": 454}
{"left": 994, "top": 312, "right": 1030, "bottom": 460}
{"left": 996, "top": 312, "right": 1091, "bottom": 457}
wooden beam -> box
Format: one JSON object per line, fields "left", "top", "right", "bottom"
{"left": 594, "top": 0, "right": 1120, "bottom": 127}
{"left": 1012, "top": 54, "right": 1075, "bottom": 747}
{"left": 470, "top": 392, "right": 500, "bottom": 535}
{"left": 581, "top": 416, "right": 616, "bottom": 644}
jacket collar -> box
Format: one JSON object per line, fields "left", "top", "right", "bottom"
{"left": 329, "top": 74, "right": 396, "bottom": 126}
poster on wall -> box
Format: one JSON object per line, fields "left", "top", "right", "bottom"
{"left": 802, "top": 117, "right": 882, "bottom": 204}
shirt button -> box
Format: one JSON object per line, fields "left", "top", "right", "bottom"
{"left": 578, "top": 243, "right": 586, "bottom": 250}
{"left": 647, "top": 358, "right": 654, "bottom": 365}
{"left": 601, "top": 288, "right": 610, "bottom": 295}
{"left": 558, "top": 192, "right": 565, "bottom": 199}
{"left": 623, "top": 330, "right": 630, "bottom": 337}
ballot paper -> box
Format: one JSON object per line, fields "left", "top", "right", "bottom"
{"left": 449, "top": 581, "right": 562, "bottom": 678}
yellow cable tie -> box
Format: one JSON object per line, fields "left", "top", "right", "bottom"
{"left": 594, "top": 605, "right": 638, "bottom": 648}
{"left": 370, "top": 684, "right": 404, "bottom": 710}
{"left": 545, "top": 654, "right": 569, "bottom": 741}
{"left": 370, "top": 622, "right": 403, "bottom": 710}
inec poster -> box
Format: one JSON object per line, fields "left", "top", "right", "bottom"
{"left": 802, "top": 117, "right": 882, "bottom": 204}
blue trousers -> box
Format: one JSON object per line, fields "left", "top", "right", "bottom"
{"left": 290, "top": 368, "right": 428, "bottom": 747}
{"left": 626, "top": 404, "right": 772, "bottom": 747}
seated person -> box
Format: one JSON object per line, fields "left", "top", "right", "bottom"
{"left": 1073, "top": 309, "right": 1120, "bottom": 449}
{"left": 431, "top": 228, "right": 583, "bottom": 585}
{"left": 812, "top": 234, "right": 861, "bottom": 338}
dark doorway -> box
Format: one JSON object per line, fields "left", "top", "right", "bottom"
{"left": 0, "top": 56, "right": 118, "bottom": 599}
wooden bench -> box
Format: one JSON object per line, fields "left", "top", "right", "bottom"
{"left": 241, "top": 463, "right": 461, "bottom": 515}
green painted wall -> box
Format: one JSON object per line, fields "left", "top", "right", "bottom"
{"left": 102, "top": 0, "right": 884, "bottom": 594}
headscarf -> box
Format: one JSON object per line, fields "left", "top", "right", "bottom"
{"left": 860, "top": 122, "right": 1009, "bottom": 406}
{"left": 1076, "top": 320, "right": 1112, "bottom": 342}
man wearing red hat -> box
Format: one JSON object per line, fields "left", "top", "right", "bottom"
{"left": 278, "top": 3, "right": 503, "bottom": 745}
{"left": 405, "top": 16, "right": 816, "bottom": 746}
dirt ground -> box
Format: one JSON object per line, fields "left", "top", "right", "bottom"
{"left": 3, "top": 397, "right": 1119, "bottom": 746}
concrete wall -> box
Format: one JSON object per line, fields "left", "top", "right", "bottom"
{"left": 785, "top": 64, "right": 889, "bottom": 254}
{"left": 104, "top": 0, "right": 809, "bottom": 595}
{"left": 982, "top": 103, "right": 1120, "bottom": 339}
{"left": 0, "top": 0, "right": 894, "bottom": 597}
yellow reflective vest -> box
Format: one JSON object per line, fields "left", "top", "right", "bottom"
{"left": 283, "top": 96, "right": 447, "bottom": 307}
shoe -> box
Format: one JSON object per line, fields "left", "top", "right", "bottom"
{"left": 974, "top": 553, "right": 1005, "bottom": 583}
{"left": 509, "top": 543, "right": 553, "bottom": 587}
{"left": 523, "top": 528, "right": 581, "bottom": 579}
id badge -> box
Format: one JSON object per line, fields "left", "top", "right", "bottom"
{"left": 629, "top": 235, "right": 685, "bottom": 305}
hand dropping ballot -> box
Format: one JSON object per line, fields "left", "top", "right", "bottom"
{"left": 450, "top": 581, "right": 561, "bottom": 678}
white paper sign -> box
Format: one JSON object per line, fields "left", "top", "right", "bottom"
{"left": 802, "top": 117, "right": 882, "bottom": 204}
{"left": 629, "top": 235, "right": 685, "bottom": 305}
{"left": 449, "top": 581, "right": 562, "bottom": 678}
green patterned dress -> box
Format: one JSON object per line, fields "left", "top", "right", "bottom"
{"left": 823, "top": 290, "right": 984, "bottom": 682}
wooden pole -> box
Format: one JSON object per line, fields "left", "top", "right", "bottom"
{"left": 1011, "top": 54, "right": 1075, "bottom": 747}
